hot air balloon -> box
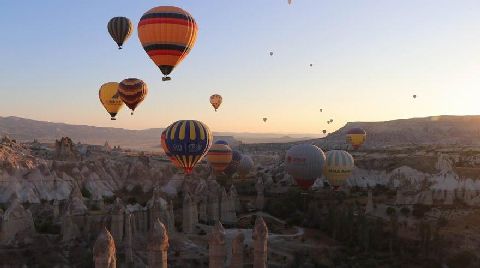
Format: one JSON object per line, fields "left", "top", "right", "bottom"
{"left": 324, "top": 150, "right": 354, "bottom": 189}
{"left": 107, "top": 17, "right": 133, "bottom": 49}
{"left": 210, "top": 94, "right": 222, "bottom": 112}
{"left": 413, "top": 94, "right": 417, "bottom": 99}
{"left": 224, "top": 150, "right": 242, "bottom": 176}
{"left": 286, "top": 144, "right": 325, "bottom": 189}
{"left": 138, "top": 6, "right": 198, "bottom": 81}
{"left": 162, "top": 120, "right": 212, "bottom": 174}
{"left": 323, "top": 130, "right": 327, "bottom": 134}
{"left": 215, "top": 140, "right": 229, "bottom": 145}
{"left": 346, "top": 128, "right": 366, "bottom": 150}
{"left": 320, "top": 109, "right": 323, "bottom": 112}
{"left": 288, "top": 0, "right": 292, "bottom": 4}
{"left": 269, "top": 52, "right": 273, "bottom": 56}
{"left": 263, "top": 118, "right": 268, "bottom": 123}
{"left": 237, "top": 155, "right": 254, "bottom": 177}
{"left": 309, "top": 63, "right": 313, "bottom": 67}
{"left": 327, "top": 121, "right": 330, "bottom": 124}
{"left": 118, "top": 78, "right": 148, "bottom": 115}
{"left": 99, "top": 82, "right": 124, "bottom": 120}
{"left": 207, "top": 144, "right": 233, "bottom": 172}
{"left": 161, "top": 129, "right": 182, "bottom": 168}
{"left": 330, "top": 119, "right": 333, "bottom": 123}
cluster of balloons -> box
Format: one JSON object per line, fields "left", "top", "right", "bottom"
{"left": 285, "top": 144, "right": 355, "bottom": 190}
{"left": 99, "top": 79, "right": 148, "bottom": 119}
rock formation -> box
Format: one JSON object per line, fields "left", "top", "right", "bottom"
{"left": 55, "top": 137, "right": 78, "bottom": 161}
{"left": 220, "top": 187, "right": 236, "bottom": 225}
{"left": 147, "top": 219, "right": 169, "bottom": 268}
{"left": 208, "top": 221, "right": 226, "bottom": 268}
{"left": 93, "top": 227, "right": 117, "bottom": 268}
{"left": 65, "top": 185, "right": 88, "bottom": 216}
{"left": 110, "top": 198, "right": 125, "bottom": 243}
{"left": 0, "top": 195, "right": 35, "bottom": 244}
{"left": 365, "top": 190, "right": 374, "bottom": 215}
{"left": 253, "top": 216, "right": 268, "bottom": 268}
{"left": 207, "top": 181, "right": 220, "bottom": 224}
{"left": 182, "top": 192, "right": 197, "bottom": 234}
{"left": 124, "top": 213, "right": 133, "bottom": 264}
{"left": 61, "top": 211, "right": 81, "bottom": 242}
{"left": 229, "top": 184, "right": 241, "bottom": 212}
{"left": 229, "top": 230, "right": 245, "bottom": 268}
{"left": 255, "top": 179, "right": 265, "bottom": 211}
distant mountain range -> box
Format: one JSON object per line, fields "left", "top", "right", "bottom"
{"left": 0, "top": 116, "right": 319, "bottom": 150}
{"left": 318, "top": 115, "right": 480, "bottom": 149}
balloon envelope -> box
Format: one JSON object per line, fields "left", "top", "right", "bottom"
{"left": 224, "top": 150, "right": 242, "bottom": 176}
{"left": 207, "top": 144, "right": 233, "bottom": 172}
{"left": 215, "top": 140, "right": 229, "bottom": 145}
{"left": 99, "top": 82, "right": 124, "bottom": 120}
{"left": 163, "top": 120, "right": 212, "bottom": 174}
{"left": 138, "top": 6, "right": 198, "bottom": 80}
{"left": 210, "top": 94, "right": 222, "bottom": 111}
{"left": 118, "top": 78, "right": 148, "bottom": 114}
{"left": 237, "top": 155, "right": 254, "bottom": 176}
{"left": 286, "top": 144, "right": 325, "bottom": 189}
{"left": 324, "top": 150, "right": 354, "bottom": 188}
{"left": 107, "top": 17, "right": 133, "bottom": 49}
{"left": 346, "top": 128, "right": 366, "bottom": 149}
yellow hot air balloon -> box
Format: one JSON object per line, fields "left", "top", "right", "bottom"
{"left": 138, "top": 6, "right": 198, "bottom": 81}
{"left": 346, "top": 128, "right": 367, "bottom": 150}
{"left": 324, "top": 150, "right": 354, "bottom": 189}
{"left": 210, "top": 94, "right": 222, "bottom": 112}
{"left": 99, "top": 82, "right": 124, "bottom": 120}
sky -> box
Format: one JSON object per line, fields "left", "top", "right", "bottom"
{"left": 0, "top": 0, "right": 480, "bottom": 135}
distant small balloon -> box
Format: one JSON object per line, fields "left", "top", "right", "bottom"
{"left": 215, "top": 140, "right": 229, "bottom": 145}
{"left": 288, "top": 0, "right": 292, "bottom": 4}
{"left": 310, "top": 63, "right": 313, "bottom": 67}
{"left": 320, "top": 109, "right": 323, "bottom": 112}
{"left": 323, "top": 130, "right": 327, "bottom": 134}
{"left": 263, "top": 117, "right": 268, "bottom": 123}
{"left": 413, "top": 94, "right": 417, "bottom": 99}
{"left": 269, "top": 52, "right": 273, "bottom": 56}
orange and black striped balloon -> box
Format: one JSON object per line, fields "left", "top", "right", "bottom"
{"left": 107, "top": 17, "right": 133, "bottom": 49}
{"left": 118, "top": 78, "right": 148, "bottom": 115}
{"left": 138, "top": 6, "right": 198, "bottom": 80}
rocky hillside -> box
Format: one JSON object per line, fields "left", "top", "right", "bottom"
{"left": 0, "top": 116, "right": 315, "bottom": 148}
{"left": 320, "top": 115, "right": 480, "bottom": 148}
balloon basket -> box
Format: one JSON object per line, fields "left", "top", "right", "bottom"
{"left": 111, "top": 118, "right": 116, "bottom": 121}
{"left": 162, "top": 76, "right": 171, "bottom": 81}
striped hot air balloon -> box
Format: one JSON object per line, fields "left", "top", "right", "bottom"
{"left": 346, "top": 128, "right": 366, "bottom": 150}
{"left": 163, "top": 120, "right": 212, "bottom": 174}
{"left": 138, "top": 6, "right": 198, "bottom": 81}
{"left": 107, "top": 17, "right": 133, "bottom": 49}
{"left": 324, "top": 150, "right": 354, "bottom": 189}
{"left": 214, "top": 140, "right": 229, "bottom": 145}
{"left": 161, "top": 129, "right": 182, "bottom": 169}
{"left": 286, "top": 144, "right": 325, "bottom": 189}
{"left": 99, "top": 82, "right": 124, "bottom": 120}
{"left": 118, "top": 78, "right": 148, "bottom": 115}
{"left": 207, "top": 144, "right": 233, "bottom": 172}
{"left": 210, "top": 94, "right": 222, "bottom": 111}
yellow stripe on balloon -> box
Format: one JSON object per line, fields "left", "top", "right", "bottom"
{"left": 179, "top": 121, "right": 187, "bottom": 140}
{"left": 197, "top": 121, "right": 206, "bottom": 140}
{"left": 189, "top": 121, "right": 196, "bottom": 140}
{"left": 169, "top": 121, "right": 181, "bottom": 140}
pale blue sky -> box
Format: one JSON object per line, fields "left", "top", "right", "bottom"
{"left": 0, "top": 0, "right": 479, "bottom": 134}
